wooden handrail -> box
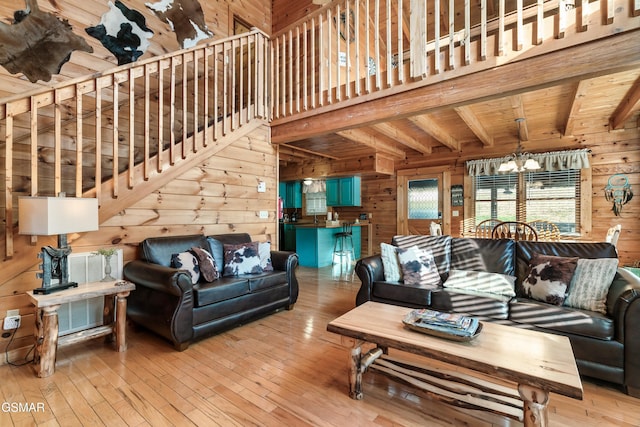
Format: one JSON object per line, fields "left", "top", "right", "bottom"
{"left": 269, "top": 0, "right": 639, "bottom": 122}
{"left": 1, "top": 30, "right": 270, "bottom": 258}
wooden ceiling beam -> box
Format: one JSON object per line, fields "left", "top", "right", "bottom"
{"left": 279, "top": 144, "right": 340, "bottom": 160}
{"left": 564, "top": 79, "right": 590, "bottom": 137}
{"left": 609, "top": 75, "right": 640, "bottom": 130}
{"left": 279, "top": 153, "right": 395, "bottom": 180}
{"left": 336, "top": 128, "right": 406, "bottom": 159}
{"left": 454, "top": 105, "right": 494, "bottom": 146}
{"left": 509, "top": 95, "right": 529, "bottom": 140}
{"left": 372, "top": 122, "right": 432, "bottom": 154}
{"left": 408, "top": 114, "right": 461, "bottom": 151}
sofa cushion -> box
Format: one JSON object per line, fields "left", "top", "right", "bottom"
{"left": 397, "top": 246, "right": 442, "bottom": 287}
{"left": 509, "top": 299, "right": 614, "bottom": 340}
{"left": 193, "top": 277, "right": 251, "bottom": 306}
{"left": 142, "top": 234, "right": 210, "bottom": 266}
{"left": 444, "top": 269, "right": 516, "bottom": 297}
{"left": 392, "top": 235, "right": 452, "bottom": 279}
{"left": 521, "top": 253, "right": 578, "bottom": 305}
{"left": 171, "top": 251, "right": 200, "bottom": 285}
{"left": 207, "top": 233, "right": 253, "bottom": 273}
{"left": 380, "top": 242, "right": 402, "bottom": 282}
{"left": 450, "top": 237, "right": 516, "bottom": 275}
{"left": 248, "top": 271, "right": 287, "bottom": 292}
{"left": 565, "top": 258, "right": 619, "bottom": 314}
{"left": 191, "top": 246, "right": 219, "bottom": 282}
{"left": 258, "top": 242, "right": 274, "bottom": 272}
{"left": 430, "top": 289, "right": 510, "bottom": 320}
{"left": 372, "top": 282, "right": 432, "bottom": 306}
{"left": 223, "top": 242, "right": 263, "bottom": 276}
{"left": 515, "top": 240, "right": 618, "bottom": 292}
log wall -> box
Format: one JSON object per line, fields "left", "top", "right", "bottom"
{"left": 0, "top": 124, "right": 276, "bottom": 364}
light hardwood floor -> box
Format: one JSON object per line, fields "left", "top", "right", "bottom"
{"left": 2, "top": 267, "right": 640, "bottom": 426}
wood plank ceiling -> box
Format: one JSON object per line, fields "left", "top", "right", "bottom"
{"left": 277, "top": 67, "right": 640, "bottom": 169}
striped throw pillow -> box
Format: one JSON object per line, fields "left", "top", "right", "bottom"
{"left": 564, "top": 258, "right": 618, "bottom": 314}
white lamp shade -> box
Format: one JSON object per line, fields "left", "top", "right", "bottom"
{"left": 19, "top": 196, "right": 99, "bottom": 235}
{"left": 524, "top": 158, "right": 541, "bottom": 170}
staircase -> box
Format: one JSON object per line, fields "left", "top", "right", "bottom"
{"left": 0, "top": 30, "right": 270, "bottom": 273}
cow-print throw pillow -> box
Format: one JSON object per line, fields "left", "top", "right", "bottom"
{"left": 223, "top": 242, "right": 263, "bottom": 276}
{"left": 396, "top": 245, "right": 442, "bottom": 288}
{"left": 191, "top": 246, "right": 219, "bottom": 282}
{"left": 522, "top": 253, "right": 578, "bottom": 305}
{"left": 171, "top": 251, "right": 200, "bottom": 285}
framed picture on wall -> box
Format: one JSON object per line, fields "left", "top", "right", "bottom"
{"left": 451, "top": 185, "right": 464, "bottom": 206}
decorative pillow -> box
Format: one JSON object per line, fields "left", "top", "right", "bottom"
{"left": 444, "top": 269, "right": 516, "bottom": 297}
{"left": 223, "top": 242, "right": 263, "bottom": 276}
{"left": 380, "top": 243, "right": 402, "bottom": 282}
{"left": 397, "top": 246, "right": 442, "bottom": 287}
{"left": 258, "top": 241, "right": 274, "bottom": 272}
{"left": 522, "top": 254, "right": 578, "bottom": 305}
{"left": 190, "top": 246, "right": 219, "bottom": 282}
{"left": 392, "top": 235, "right": 452, "bottom": 279}
{"left": 171, "top": 251, "right": 200, "bottom": 285}
{"left": 564, "top": 258, "right": 619, "bottom": 314}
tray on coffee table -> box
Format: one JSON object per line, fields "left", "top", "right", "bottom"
{"left": 402, "top": 309, "right": 482, "bottom": 342}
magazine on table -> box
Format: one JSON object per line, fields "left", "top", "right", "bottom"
{"left": 403, "top": 309, "right": 481, "bottom": 338}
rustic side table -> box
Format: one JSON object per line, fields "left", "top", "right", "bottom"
{"left": 27, "top": 280, "right": 135, "bottom": 378}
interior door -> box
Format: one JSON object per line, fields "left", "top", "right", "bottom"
{"left": 398, "top": 171, "right": 451, "bottom": 236}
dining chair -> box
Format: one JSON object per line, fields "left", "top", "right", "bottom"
{"left": 474, "top": 219, "right": 504, "bottom": 239}
{"left": 528, "top": 220, "right": 561, "bottom": 241}
{"left": 492, "top": 221, "right": 538, "bottom": 241}
{"left": 605, "top": 224, "right": 622, "bottom": 247}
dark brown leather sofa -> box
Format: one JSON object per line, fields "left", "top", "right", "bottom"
{"left": 124, "top": 233, "right": 298, "bottom": 350}
{"left": 355, "top": 236, "right": 640, "bottom": 397}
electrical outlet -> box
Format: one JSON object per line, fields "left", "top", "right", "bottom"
{"left": 3, "top": 315, "right": 21, "bottom": 330}
{"left": 259, "top": 210, "right": 269, "bottom": 219}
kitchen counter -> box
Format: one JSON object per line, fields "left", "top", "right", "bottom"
{"left": 295, "top": 225, "right": 362, "bottom": 268}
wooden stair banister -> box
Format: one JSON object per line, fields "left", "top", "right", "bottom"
{"left": 1, "top": 30, "right": 270, "bottom": 262}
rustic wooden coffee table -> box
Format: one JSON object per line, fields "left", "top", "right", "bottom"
{"left": 327, "top": 302, "right": 583, "bottom": 427}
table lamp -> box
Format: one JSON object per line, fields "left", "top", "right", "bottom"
{"left": 19, "top": 194, "right": 99, "bottom": 294}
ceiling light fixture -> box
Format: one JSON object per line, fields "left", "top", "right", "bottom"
{"left": 498, "top": 118, "right": 541, "bottom": 173}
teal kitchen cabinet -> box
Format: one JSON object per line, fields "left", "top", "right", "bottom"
{"left": 282, "top": 224, "right": 297, "bottom": 251}
{"left": 279, "top": 181, "right": 302, "bottom": 209}
{"left": 326, "top": 177, "right": 361, "bottom": 207}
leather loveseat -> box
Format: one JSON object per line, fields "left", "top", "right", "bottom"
{"left": 355, "top": 235, "right": 640, "bottom": 397}
{"left": 124, "top": 233, "right": 298, "bottom": 350}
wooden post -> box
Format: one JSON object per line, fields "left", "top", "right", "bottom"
{"left": 348, "top": 339, "right": 364, "bottom": 399}
{"left": 103, "top": 294, "right": 115, "bottom": 344}
{"left": 518, "top": 384, "right": 550, "bottom": 427}
{"left": 33, "top": 305, "right": 61, "bottom": 378}
{"left": 115, "top": 291, "right": 131, "bottom": 352}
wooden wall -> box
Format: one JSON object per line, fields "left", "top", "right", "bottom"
{"left": 0, "top": 124, "right": 277, "bottom": 364}
{"left": 0, "top": 0, "right": 271, "bottom": 99}
{"left": 356, "top": 128, "right": 640, "bottom": 266}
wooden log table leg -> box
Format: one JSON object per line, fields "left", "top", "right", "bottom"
{"left": 518, "top": 384, "right": 550, "bottom": 427}
{"left": 103, "top": 294, "right": 115, "bottom": 344}
{"left": 349, "top": 340, "right": 364, "bottom": 400}
{"left": 114, "top": 291, "right": 130, "bottom": 352}
{"left": 33, "top": 305, "right": 61, "bottom": 378}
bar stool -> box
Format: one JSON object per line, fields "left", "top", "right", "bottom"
{"left": 332, "top": 222, "right": 355, "bottom": 281}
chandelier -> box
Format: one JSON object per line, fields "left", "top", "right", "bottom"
{"left": 498, "top": 118, "right": 541, "bottom": 173}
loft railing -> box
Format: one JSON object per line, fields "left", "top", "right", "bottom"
{"left": 270, "top": 0, "right": 640, "bottom": 120}
{"left": 0, "top": 29, "right": 269, "bottom": 259}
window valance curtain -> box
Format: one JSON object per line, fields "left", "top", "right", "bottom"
{"left": 466, "top": 149, "right": 591, "bottom": 177}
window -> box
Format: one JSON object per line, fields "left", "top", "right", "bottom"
{"left": 474, "top": 170, "right": 581, "bottom": 234}
{"left": 408, "top": 178, "right": 439, "bottom": 219}
{"left": 305, "top": 192, "right": 327, "bottom": 215}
